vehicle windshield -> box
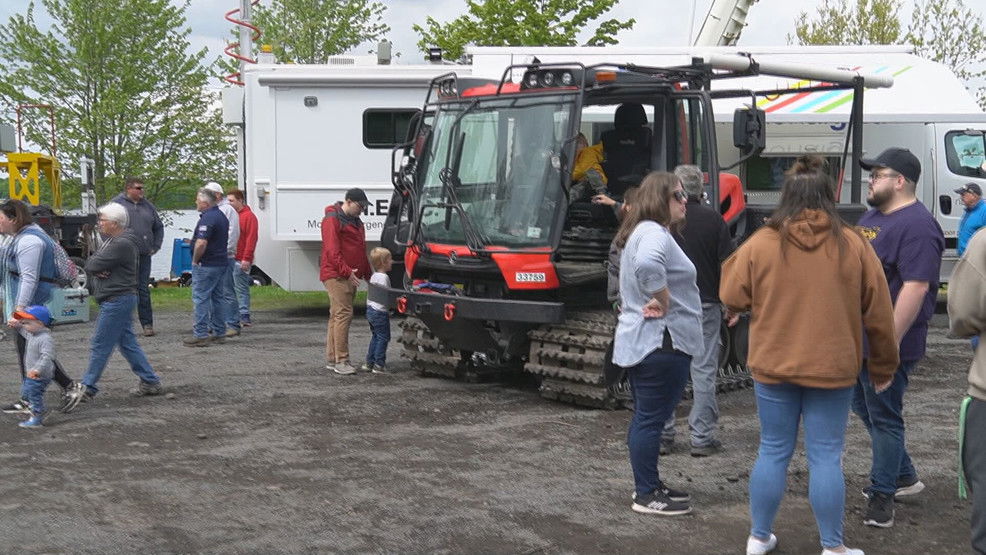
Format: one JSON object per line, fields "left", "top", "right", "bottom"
{"left": 415, "top": 94, "right": 576, "bottom": 249}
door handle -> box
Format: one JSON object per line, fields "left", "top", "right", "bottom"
{"left": 940, "top": 194, "right": 952, "bottom": 215}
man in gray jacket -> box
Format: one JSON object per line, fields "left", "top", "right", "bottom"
{"left": 63, "top": 203, "right": 162, "bottom": 410}
{"left": 112, "top": 177, "right": 164, "bottom": 337}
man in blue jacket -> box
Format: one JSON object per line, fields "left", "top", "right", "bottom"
{"left": 112, "top": 177, "right": 164, "bottom": 336}
{"left": 957, "top": 182, "right": 986, "bottom": 257}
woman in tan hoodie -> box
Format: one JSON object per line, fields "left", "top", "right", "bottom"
{"left": 721, "top": 157, "right": 899, "bottom": 555}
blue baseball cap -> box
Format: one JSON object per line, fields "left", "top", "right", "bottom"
{"left": 14, "top": 305, "right": 52, "bottom": 326}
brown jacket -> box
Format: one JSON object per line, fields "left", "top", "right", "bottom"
{"left": 947, "top": 229, "right": 986, "bottom": 401}
{"left": 720, "top": 210, "right": 899, "bottom": 389}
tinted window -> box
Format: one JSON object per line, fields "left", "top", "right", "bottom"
{"left": 363, "top": 109, "right": 420, "bottom": 149}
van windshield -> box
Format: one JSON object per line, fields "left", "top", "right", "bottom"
{"left": 415, "top": 94, "right": 576, "bottom": 249}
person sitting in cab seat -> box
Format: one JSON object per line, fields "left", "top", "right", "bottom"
{"left": 584, "top": 103, "right": 653, "bottom": 213}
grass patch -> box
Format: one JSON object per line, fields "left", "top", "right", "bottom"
{"left": 135, "top": 285, "right": 367, "bottom": 313}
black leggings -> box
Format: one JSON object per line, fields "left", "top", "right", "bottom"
{"left": 15, "top": 332, "right": 73, "bottom": 390}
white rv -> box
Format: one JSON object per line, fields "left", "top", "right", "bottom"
{"left": 226, "top": 45, "right": 985, "bottom": 290}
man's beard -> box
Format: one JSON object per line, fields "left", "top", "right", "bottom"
{"left": 867, "top": 188, "right": 892, "bottom": 208}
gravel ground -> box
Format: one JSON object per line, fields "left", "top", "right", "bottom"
{"left": 0, "top": 308, "right": 973, "bottom": 553}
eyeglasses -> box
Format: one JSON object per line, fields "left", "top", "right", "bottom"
{"left": 131, "top": 186, "right": 144, "bottom": 190}
{"left": 868, "top": 172, "right": 899, "bottom": 182}
{"left": 672, "top": 190, "right": 687, "bottom": 203}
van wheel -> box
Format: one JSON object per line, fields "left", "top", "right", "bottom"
{"left": 249, "top": 267, "right": 272, "bottom": 287}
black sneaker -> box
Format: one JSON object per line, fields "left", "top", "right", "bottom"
{"left": 632, "top": 482, "right": 691, "bottom": 503}
{"left": 60, "top": 382, "right": 89, "bottom": 413}
{"left": 631, "top": 489, "right": 692, "bottom": 516}
{"left": 863, "top": 491, "right": 894, "bottom": 528}
{"left": 2, "top": 399, "right": 31, "bottom": 414}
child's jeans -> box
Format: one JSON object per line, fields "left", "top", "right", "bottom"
{"left": 366, "top": 307, "right": 391, "bottom": 367}
{"left": 21, "top": 377, "right": 51, "bottom": 416}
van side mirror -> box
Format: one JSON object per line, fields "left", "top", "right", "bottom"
{"left": 733, "top": 108, "right": 766, "bottom": 154}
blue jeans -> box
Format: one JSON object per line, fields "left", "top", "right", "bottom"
{"left": 21, "top": 377, "right": 50, "bottom": 416}
{"left": 750, "top": 382, "right": 852, "bottom": 549}
{"left": 626, "top": 348, "right": 690, "bottom": 497}
{"left": 232, "top": 261, "right": 252, "bottom": 319}
{"left": 192, "top": 264, "right": 226, "bottom": 339}
{"left": 81, "top": 294, "right": 160, "bottom": 395}
{"left": 137, "top": 253, "right": 153, "bottom": 327}
{"left": 222, "top": 258, "right": 241, "bottom": 330}
{"left": 852, "top": 360, "right": 918, "bottom": 495}
{"left": 366, "top": 307, "right": 391, "bottom": 366}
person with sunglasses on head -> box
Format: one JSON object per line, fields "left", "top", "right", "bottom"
{"left": 611, "top": 172, "right": 701, "bottom": 517}
{"left": 111, "top": 176, "right": 164, "bottom": 337}
{"left": 0, "top": 199, "right": 85, "bottom": 414}
{"left": 854, "top": 147, "right": 945, "bottom": 529}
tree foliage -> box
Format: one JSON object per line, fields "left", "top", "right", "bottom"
{"left": 413, "top": 0, "right": 635, "bottom": 62}
{"left": 250, "top": 0, "right": 389, "bottom": 64}
{"left": 0, "top": 0, "right": 234, "bottom": 209}
{"left": 791, "top": 0, "right": 986, "bottom": 109}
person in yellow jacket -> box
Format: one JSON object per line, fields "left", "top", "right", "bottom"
{"left": 721, "top": 156, "right": 898, "bottom": 555}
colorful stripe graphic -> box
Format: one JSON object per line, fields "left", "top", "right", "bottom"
{"left": 751, "top": 65, "right": 912, "bottom": 114}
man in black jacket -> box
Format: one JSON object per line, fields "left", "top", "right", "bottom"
{"left": 661, "top": 165, "right": 735, "bottom": 457}
{"left": 63, "top": 203, "right": 162, "bottom": 411}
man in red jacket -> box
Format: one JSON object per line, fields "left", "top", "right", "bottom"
{"left": 320, "top": 188, "right": 372, "bottom": 375}
{"left": 227, "top": 190, "right": 258, "bottom": 327}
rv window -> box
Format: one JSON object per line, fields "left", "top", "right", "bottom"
{"left": 745, "top": 155, "right": 842, "bottom": 191}
{"left": 945, "top": 131, "right": 986, "bottom": 178}
{"left": 363, "top": 109, "right": 420, "bottom": 149}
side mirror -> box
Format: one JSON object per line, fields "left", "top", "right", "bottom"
{"left": 940, "top": 194, "right": 952, "bottom": 215}
{"left": 733, "top": 108, "right": 766, "bottom": 155}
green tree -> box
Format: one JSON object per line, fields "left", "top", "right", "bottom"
{"left": 0, "top": 0, "right": 234, "bottom": 209}
{"left": 248, "top": 0, "right": 389, "bottom": 64}
{"left": 413, "top": 0, "right": 635, "bottom": 62}
{"left": 791, "top": 0, "right": 986, "bottom": 110}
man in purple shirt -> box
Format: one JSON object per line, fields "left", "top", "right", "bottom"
{"left": 854, "top": 148, "right": 944, "bottom": 529}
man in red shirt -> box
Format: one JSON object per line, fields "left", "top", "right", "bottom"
{"left": 227, "top": 190, "right": 259, "bottom": 327}
{"left": 320, "top": 188, "right": 372, "bottom": 375}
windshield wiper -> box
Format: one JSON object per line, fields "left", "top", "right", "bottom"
{"left": 438, "top": 131, "right": 490, "bottom": 251}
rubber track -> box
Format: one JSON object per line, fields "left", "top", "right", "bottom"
{"left": 398, "top": 318, "right": 459, "bottom": 379}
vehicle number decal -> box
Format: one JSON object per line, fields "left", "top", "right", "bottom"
{"left": 515, "top": 272, "right": 546, "bottom": 283}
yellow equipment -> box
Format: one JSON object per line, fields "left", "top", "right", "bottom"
{"left": 5, "top": 151, "right": 62, "bottom": 209}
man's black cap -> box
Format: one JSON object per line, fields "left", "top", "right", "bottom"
{"left": 955, "top": 182, "right": 983, "bottom": 196}
{"left": 345, "top": 187, "right": 369, "bottom": 208}
{"left": 860, "top": 147, "right": 921, "bottom": 183}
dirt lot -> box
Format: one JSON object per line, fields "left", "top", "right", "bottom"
{"left": 0, "top": 306, "right": 974, "bottom": 553}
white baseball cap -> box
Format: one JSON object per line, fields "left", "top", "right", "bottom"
{"left": 204, "top": 182, "right": 224, "bottom": 195}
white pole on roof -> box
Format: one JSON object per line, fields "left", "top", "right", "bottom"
{"left": 704, "top": 53, "right": 894, "bottom": 88}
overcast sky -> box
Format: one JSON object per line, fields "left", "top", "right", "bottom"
{"left": 1, "top": 0, "right": 984, "bottom": 73}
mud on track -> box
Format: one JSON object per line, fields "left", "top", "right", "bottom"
{"left": 0, "top": 308, "right": 973, "bottom": 553}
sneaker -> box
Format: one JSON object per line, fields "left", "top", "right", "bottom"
{"left": 746, "top": 533, "right": 778, "bottom": 555}
{"left": 18, "top": 414, "right": 44, "bottom": 429}
{"left": 821, "top": 548, "right": 864, "bottom": 555}
{"left": 371, "top": 364, "right": 393, "bottom": 374}
{"left": 691, "top": 439, "right": 723, "bottom": 457}
{"left": 863, "top": 491, "right": 894, "bottom": 528}
{"left": 358, "top": 362, "right": 374, "bottom": 373}
{"left": 142, "top": 325, "right": 156, "bottom": 337}
{"left": 333, "top": 361, "right": 357, "bottom": 375}
{"left": 632, "top": 481, "right": 690, "bottom": 503}
{"left": 2, "top": 399, "right": 31, "bottom": 414}
{"left": 659, "top": 439, "right": 674, "bottom": 456}
{"left": 893, "top": 476, "right": 925, "bottom": 497}
{"left": 225, "top": 328, "right": 241, "bottom": 338}
{"left": 131, "top": 381, "right": 163, "bottom": 397}
{"left": 862, "top": 476, "right": 926, "bottom": 499}
{"left": 210, "top": 335, "right": 227, "bottom": 344}
{"left": 183, "top": 336, "right": 211, "bottom": 347}
{"left": 60, "top": 382, "right": 88, "bottom": 413}
{"left": 241, "top": 314, "right": 252, "bottom": 328}
{"left": 631, "top": 489, "right": 692, "bottom": 516}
